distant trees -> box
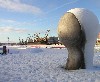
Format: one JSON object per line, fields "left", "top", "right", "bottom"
{"left": 18, "top": 29, "right": 51, "bottom": 45}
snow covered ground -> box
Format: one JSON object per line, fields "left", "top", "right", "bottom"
{"left": 0, "top": 45, "right": 100, "bottom": 82}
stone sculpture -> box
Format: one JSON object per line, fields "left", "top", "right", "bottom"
{"left": 58, "top": 8, "right": 99, "bottom": 70}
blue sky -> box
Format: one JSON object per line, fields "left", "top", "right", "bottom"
{"left": 0, "top": 0, "right": 100, "bottom": 43}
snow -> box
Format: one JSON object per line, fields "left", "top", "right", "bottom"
{"left": 68, "top": 8, "right": 100, "bottom": 69}
{"left": 0, "top": 46, "right": 100, "bottom": 82}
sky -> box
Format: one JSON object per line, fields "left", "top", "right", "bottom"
{"left": 0, "top": 0, "right": 100, "bottom": 43}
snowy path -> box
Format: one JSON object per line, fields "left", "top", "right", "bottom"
{"left": 0, "top": 48, "right": 100, "bottom": 82}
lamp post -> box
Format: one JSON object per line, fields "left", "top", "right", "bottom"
{"left": 7, "top": 37, "right": 9, "bottom": 45}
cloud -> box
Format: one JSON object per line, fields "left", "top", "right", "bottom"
{"left": 0, "top": 0, "right": 42, "bottom": 14}
{"left": 45, "top": 0, "right": 79, "bottom": 14}
{"left": 0, "top": 18, "right": 35, "bottom": 27}
{"left": 0, "top": 26, "right": 28, "bottom": 33}
{"left": 0, "top": 19, "right": 16, "bottom": 23}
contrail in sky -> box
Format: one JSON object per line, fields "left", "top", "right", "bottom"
{"left": 45, "top": 0, "right": 79, "bottom": 14}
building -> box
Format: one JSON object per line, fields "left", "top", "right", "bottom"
{"left": 47, "top": 37, "right": 60, "bottom": 45}
{"left": 96, "top": 33, "right": 100, "bottom": 45}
